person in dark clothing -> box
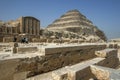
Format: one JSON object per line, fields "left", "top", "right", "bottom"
{"left": 13, "top": 36, "right": 17, "bottom": 42}
{"left": 21, "top": 38, "right": 25, "bottom": 43}
{"left": 25, "top": 37, "right": 28, "bottom": 43}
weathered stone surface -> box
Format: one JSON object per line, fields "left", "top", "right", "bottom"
{"left": 26, "top": 72, "right": 53, "bottom": 80}
{"left": 0, "top": 59, "right": 20, "bottom": 80}
{"left": 95, "top": 48, "right": 118, "bottom": 58}
{"left": 13, "top": 72, "right": 29, "bottom": 80}
{"left": 16, "top": 47, "right": 38, "bottom": 54}
{"left": 90, "top": 65, "right": 120, "bottom": 80}
{"left": 67, "top": 58, "right": 104, "bottom": 80}
{"left": 97, "top": 57, "right": 119, "bottom": 68}
{"left": 90, "top": 65, "right": 110, "bottom": 80}
{"left": 25, "top": 56, "right": 120, "bottom": 80}
{"left": 0, "top": 43, "right": 106, "bottom": 80}
{"left": 52, "top": 67, "right": 68, "bottom": 80}
{"left": 44, "top": 43, "right": 106, "bottom": 55}
{"left": 26, "top": 58, "right": 104, "bottom": 80}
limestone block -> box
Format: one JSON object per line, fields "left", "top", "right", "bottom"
{"left": 0, "top": 59, "right": 20, "bottom": 80}
{"left": 67, "top": 58, "right": 104, "bottom": 80}
{"left": 26, "top": 72, "right": 53, "bottom": 80}
{"left": 90, "top": 65, "right": 110, "bottom": 80}
{"left": 16, "top": 47, "right": 38, "bottom": 54}
{"left": 95, "top": 48, "right": 118, "bottom": 58}
{"left": 13, "top": 72, "right": 29, "bottom": 80}
{"left": 97, "top": 57, "right": 119, "bottom": 68}
{"left": 44, "top": 44, "right": 106, "bottom": 55}
{"left": 90, "top": 65, "right": 120, "bottom": 80}
{"left": 52, "top": 67, "right": 68, "bottom": 80}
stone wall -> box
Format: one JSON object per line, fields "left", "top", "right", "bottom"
{"left": 0, "top": 44, "right": 106, "bottom": 80}
{"left": 95, "top": 48, "right": 119, "bottom": 68}
{"left": 15, "top": 47, "right": 38, "bottom": 54}
{"left": 32, "top": 38, "right": 47, "bottom": 42}
{"left": 0, "top": 59, "right": 20, "bottom": 80}
{"left": 90, "top": 65, "right": 120, "bottom": 80}
{"left": 3, "top": 37, "right": 13, "bottom": 42}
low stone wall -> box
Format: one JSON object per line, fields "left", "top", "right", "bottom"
{"left": 16, "top": 47, "right": 38, "bottom": 54}
{"left": 0, "top": 44, "right": 106, "bottom": 80}
{"left": 95, "top": 49, "right": 118, "bottom": 58}
{"left": 3, "top": 37, "right": 14, "bottom": 42}
{"left": 43, "top": 44, "right": 106, "bottom": 55}
{"left": 32, "top": 38, "right": 47, "bottom": 42}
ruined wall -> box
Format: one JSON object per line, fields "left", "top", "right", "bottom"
{"left": 23, "top": 45, "right": 120, "bottom": 80}
{"left": 16, "top": 47, "right": 38, "bottom": 54}
{"left": 0, "top": 44, "right": 106, "bottom": 80}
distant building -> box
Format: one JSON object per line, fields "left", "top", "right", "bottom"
{"left": 19, "top": 16, "right": 40, "bottom": 36}
{"left": 0, "top": 16, "right": 40, "bottom": 42}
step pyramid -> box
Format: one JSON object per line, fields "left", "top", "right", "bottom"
{"left": 46, "top": 9, "right": 107, "bottom": 42}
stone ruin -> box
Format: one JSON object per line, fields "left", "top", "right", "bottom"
{"left": 0, "top": 10, "right": 107, "bottom": 43}
{"left": 0, "top": 42, "right": 120, "bottom": 80}
{"left": 0, "top": 9, "right": 119, "bottom": 80}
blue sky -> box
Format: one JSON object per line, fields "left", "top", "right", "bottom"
{"left": 0, "top": 0, "right": 120, "bottom": 39}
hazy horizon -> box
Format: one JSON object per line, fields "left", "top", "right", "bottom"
{"left": 0, "top": 0, "right": 120, "bottom": 40}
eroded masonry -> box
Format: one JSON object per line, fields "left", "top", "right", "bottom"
{"left": 0, "top": 10, "right": 120, "bottom": 80}
{"left": 0, "top": 43, "right": 120, "bottom": 80}
{"left": 0, "top": 16, "right": 40, "bottom": 42}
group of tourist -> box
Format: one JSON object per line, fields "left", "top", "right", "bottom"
{"left": 21, "top": 37, "right": 28, "bottom": 43}
{"left": 13, "top": 36, "right": 28, "bottom": 43}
